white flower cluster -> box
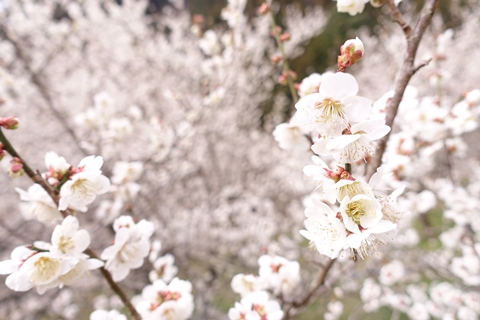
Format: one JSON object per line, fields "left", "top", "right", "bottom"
{"left": 301, "top": 166, "right": 401, "bottom": 258}
{"left": 275, "top": 71, "right": 390, "bottom": 163}
{"left": 101, "top": 215, "right": 154, "bottom": 282}
{"left": 229, "top": 255, "right": 300, "bottom": 320}
{"left": 133, "top": 277, "right": 194, "bottom": 320}
{"left": 0, "top": 216, "right": 103, "bottom": 294}
{"left": 96, "top": 160, "right": 144, "bottom": 224}
{"left": 360, "top": 274, "right": 480, "bottom": 319}
{"left": 376, "top": 86, "right": 480, "bottom": 181}
{"left": 274, "top": 68, "right": 399, "bottom": 259}
{"left": 15, "top": 152, "right": 108, "bottom": 224}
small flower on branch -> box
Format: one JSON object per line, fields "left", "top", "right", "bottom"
{"left": 337, "top": 37, "right": 364, "bottom": 72}
{"left": 258, "top": 3, "right": 269, "bottom": 15}
{"left": 8, "top": 157, "right": 24, "bottom": 178}
{"left": 279, "top": 32, "right": 291, "bottom": 42}
{"left": 0, "top": 116, "right": 19, "bottom": 130}
{"left": 278, "top": 70, "right": 297, "bottom": 85}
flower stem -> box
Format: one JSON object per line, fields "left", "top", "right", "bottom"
{"left": 268, "top": 9, "right": 299, "bottom": 104}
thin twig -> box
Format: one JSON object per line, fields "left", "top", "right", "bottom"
{"left": 283, "top": 259, "right": 335, "bottom": 319}
{"left": 366, "top": 0, "right": 438, "bottom": 180}
{"left": 385, "top": 0, "right": 412, "bottom": 37}
{"left": 267, "top": 10, "right": 299, "bottom": 104}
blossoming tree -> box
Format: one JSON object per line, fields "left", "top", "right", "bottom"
{"left": 0, "top": 0, "right": 479, "bottom": 319}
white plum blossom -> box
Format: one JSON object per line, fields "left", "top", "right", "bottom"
{"left": 15, "top": 184, "right": 62, "bottom": 224}
{"left": 295, "top": 72, "right": 371, "bottom": 137}
{"left": 312, "top": 120, "right": 390, "bottom": 163}
{"left": 272, "top": 113, "right": 311, "bottom": 151}
{"left": 466, "top": 89, "right": 480, "bottom": 105}
{"left": 4, "top": 251, "right": 63, "bottom": 293}
{"left": 0, "top": 245, "right": 37, "bottom": 291}
{"left": 297, "top": 72, "right": 331, "bottom": 98}
{"left": 257, "top": 255, "right": 301, "bottom": 296}
{"left": 324, "top": 300, "right": 344, "bottom": 320}
{"left": 58, "top": 155, "right": 111, "bottom": 212}
{"left": 90, "top": 309, "right": 127, "bottom": 320}
{"left": 300, "top": 198, "right": 347, "bottom": 259}
{"left": 339, "top": 194, "right": 383, "bottom": 234}
{"left": 149, "top": 253, "right": 179, "bottom": 283}
{"left": 379, "top": 260, "right": 405, "bottom": 286}
{"left": 231, "top": 273, "right": 268, "bottom": 297}
{"left": 0, "top": 216, "right": 103, "bottom": 294}
{"left": 335, "top": 0, "right": 369, "bottom": 16}
{"left": 298, "top": 73, "right": 322, "bottom": 98}
{"left": 134, "top": 277, "right": 194, "bottom": 320}
{"left": 228, "top": 291, "right": 283, "bottom": 320}
{"left": 44, "top": 151, "right": 70, "bottom": 185}
{"left": 199, "top": 30, "right": 221, "bottom": 56}
{"left": 101, "top": 215, "right": 154, "bottom": 282}
{"left": 50, "top": 216, "right": 90, "bottom": 261}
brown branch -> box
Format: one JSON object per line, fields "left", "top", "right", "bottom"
{"left": 0, "top": 128, "right": 141, "bottom": 320}
{"left": 366, "top": 0, "right": 438, "bottom": 180}
{"left": 385, "top": 0, "right": 412, "bottom": 37}
{"left": 283, "top": 259, "right": 335, "bottom": 319}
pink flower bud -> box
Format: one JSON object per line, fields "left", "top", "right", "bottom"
{"left": 337, "top": 37, "right": 364, "bottom": 72}
{"left": 258, "top": 3, "right": 269, "bottom": 15}
{"left": 270, "top": 26, "right": 282, "bottom": 37}
{"left": 270, "top": 55, "right": 283, "bottom": 64}
{"left": 0, "top": 116, "right": 19, "bottom": 130}
{"left": 280, "top": 32, "right": 291, "bottom": 42}
{"left": 8, "top": 157, "right": 24, "bottom": 178}
{"left": 278, "top": 70, "right": 297, "bottom": 85}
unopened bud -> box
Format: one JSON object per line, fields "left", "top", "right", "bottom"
{"left": 192, "top": 14, "right": 204, "bottom": 25}
{"left": 8, "top": 157, "right": 24, "bottom": 178}
{"left": 0, "top": 116, "right": 19, "bottom": 130}
{"left": 271, "top": 55, "right": 283, "bottom": 64}
{"left": 280, "top": 32, "right": 291, "bottom": 42}
{"left": 278, "top": 70, "right": 297, "bottom": 85}
{"left": 0, "top": 143, "right": 4, "bottom": 161}
{"left": 293, "top": 82, "right": 300, "bottom": 91}
{"left": 337, "top": 37, "right": 364, "bottom": 72}
{"left": 258, "top": 3, "right": 269, "bottom": 15}
{"left": 270, "top": 26, "right": 282, "bottom": 37}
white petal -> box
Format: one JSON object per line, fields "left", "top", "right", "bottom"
{"left": 365, "top": 125, "right": 391, "bottom": 141}
{"left": 320, "top": 73, "right": 358, "bottom": 100}
{"left": 311, "top": 139, "right": 332, "bottom": 156}
{"left": 326, "top": 135, "right": 361, "bottom": 150}
{"left": 342, "top": 96, "right": 371, "bottom": 122}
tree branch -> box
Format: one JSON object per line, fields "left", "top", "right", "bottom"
{"left": 366, "top": 0, "right": 438, "bottom": 180}
{"left": 385, "top": 0, "right": 412, "bottom": 37}
{"left": 283, "top": 259, "right": 335, "bottom": 319}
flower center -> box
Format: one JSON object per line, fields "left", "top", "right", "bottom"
{"left": 58, "top": 235, "right": 75, "bottom": 254}
{"left": 315, "top": 99, "right": 345, "bottom": 122}
{"left": 71, "top": 179, "right": 95, "bottom": 196}
{"left": 345, "top": 200, "right": 366, "bottom": 224}
{"left": 30, "top": 256, "right": 60, "bottom": 283}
